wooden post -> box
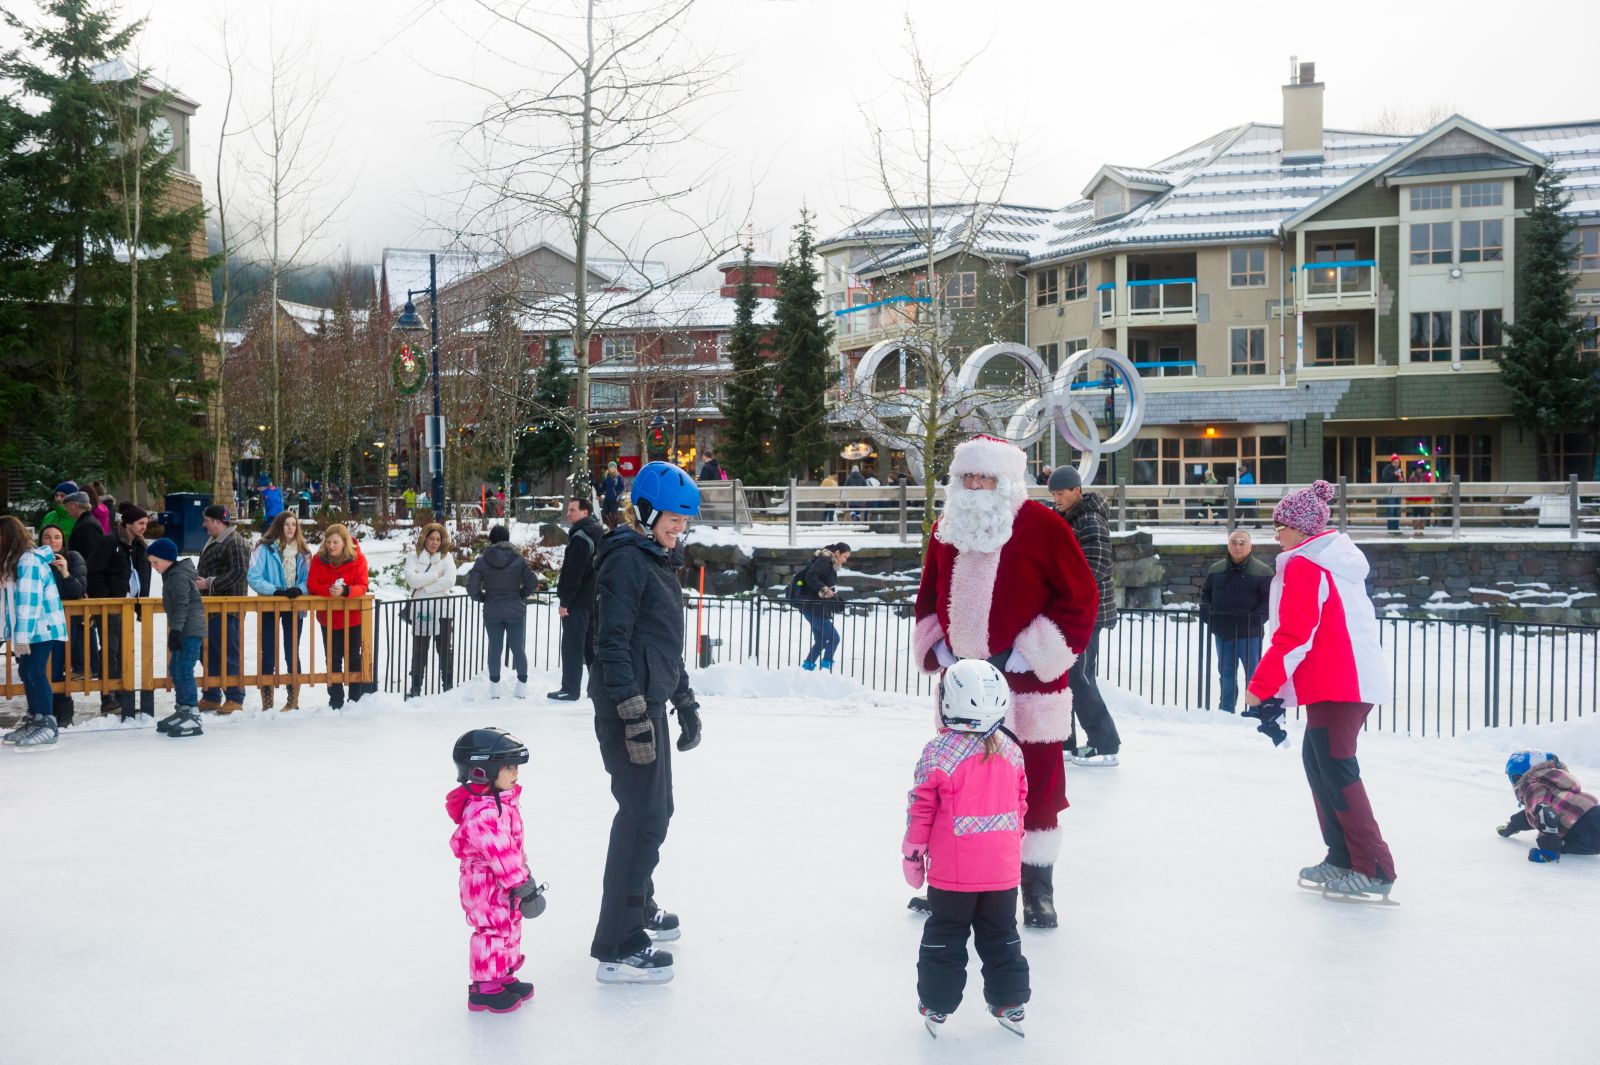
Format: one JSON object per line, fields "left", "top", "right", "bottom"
{"left": 1337, "top": 476, "right": 1348, "bottom": 533}
{"left": 898, "top": 481, "right": 908, "bottom": 543}
{"left": 1116, "top": 479, "right": 1127, "bottom": 533}
{"left": 1450, "top": 474, "right": 1462, "bottom": 539}
{"left": 787, "top": 477, "right": 797, "bottom": 547}
{"left": 1571, "top": 474, "right": 1581, "bottom": 541}
{"left": 731, "top": 478, "right": 743, "bottom": 530}
{"left": 1226, "top": 477, "right": 1237, "bottom": 530}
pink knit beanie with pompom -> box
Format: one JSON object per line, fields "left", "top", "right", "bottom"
{"left": 1272, "top": 480, "right": 1338, "bottom": 535}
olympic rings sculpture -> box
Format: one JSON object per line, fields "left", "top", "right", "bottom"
{"left": 842, "top": 340, "right": 1146, "bottom": 487}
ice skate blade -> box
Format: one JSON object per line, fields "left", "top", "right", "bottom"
{"left": 996, "top": 1018, "right": 1025, "bottom": 1038}
{"left": 1320, "top": 889, "right": 1399, "bottom": 906}
{"left": 645, "top": 926, "right": 681, "bottom": 942}
{"left": 595, "top": 962, "right": 674, "bottom": 984}
{"left": 907, "top": 896, "right": 932, "bottom": 916}
{"left": 924, "top": 1018, "right": 943, "bottom": 1039}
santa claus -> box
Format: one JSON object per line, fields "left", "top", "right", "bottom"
{"left": 913, "top": 435, "right": 1099, "bottom": 927}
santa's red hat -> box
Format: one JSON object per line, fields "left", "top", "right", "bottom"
{"left": 948, "top": 434, "right": 1027, "bottom": 487}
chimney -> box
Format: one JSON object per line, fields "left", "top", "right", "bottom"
{"left": 1282, "top": 58, "right": 1324, "bottom": 163}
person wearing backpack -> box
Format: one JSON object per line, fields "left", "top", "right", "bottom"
{"left": 790, "top": 542, "right": 851, "bottom": 672}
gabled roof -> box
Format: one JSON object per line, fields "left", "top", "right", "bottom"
{"left": 818, "top": 203, "right": 1054, "bottom": 279}
{"left": 1081, "top": 164, "right": 1174, "bottom": 199}
{"left": 516, "top": 287, "right": 776, "bottom": 333}
{"left": 89, "top": 57, "right": 199, "bottom": 112}
{"left": 1387, "top": 153, "right": 1528, "bottom": 178}
{"left": 379, "top": 248, "right": 486, "bottom": 311}
{"left": 278, "top": 299, "right": 369, "bottom": 335}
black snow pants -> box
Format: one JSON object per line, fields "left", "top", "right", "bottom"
{"left": 917, "top": 886, "right": 1030, "bottom": 1014}
{"left": 590, "top": 704, "right": 674, "bottom": 961}
{"left": 559, "top": 604, "right": 593, "bottom": 697}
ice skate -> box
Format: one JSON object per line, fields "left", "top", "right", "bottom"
{"left": 644, "top": 906, "right": 681, "bottom": 942}
{"left": 990, "top": 1004, "right": 1026, "bottom": 1037}
{"left": 919, "top": 1004, "right": 947, "bottom": 1038}
{"left": 907, "top": 895, "right": 932, "bottom": 916}
{"left": 467, "top": 979, "right": 526, "bottom": 1013}
{"left": 1068, "top": 745, "right": 1119, "bottom": 768}
{"left": 1320, "top": 870, "right": 1398, "bottom": 905}
{"left": 165, "top": 708, "right": 203, "bottom": 738}
{"left": 12, "top": 715, "right": 59, "bottom": 749}
{"left": 513, "top": 681, "right": 527, "bottom": 699}
{"left": 155, "top": 709, "right": 188, "bottom": 735}
{"left": 595, "top": 945, "right": 674, "bottom": 984}
{"left": 3, "top": 715, "right": 39, "bottom": 746}
{"left": 489, "top": 680, "right": 501, "bottom": 700}
{"left": 1296, "top": 860, "right": 1353, "bottom": 891}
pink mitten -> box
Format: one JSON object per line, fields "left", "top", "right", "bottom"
{"left": 901, "top": 845, "right": 926, "bottom": 889}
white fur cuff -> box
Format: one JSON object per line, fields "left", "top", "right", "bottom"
{"left": 1008, "top": 689, "right": 1074, "bottom": 744}
{"left": 1012, "top": 615, "right": 1076, "bottom": 684}
{"left": 912, "top": 614, "right": 945, "bottom": 676}
{"left": 1021, "top": 827, "right": 1062, "bottom": 867}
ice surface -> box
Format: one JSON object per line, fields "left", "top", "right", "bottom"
{"left": 2, "top": 668, "right": 1597, "bottom": 1065}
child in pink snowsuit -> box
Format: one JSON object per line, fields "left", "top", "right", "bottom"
{"left": 447, "top": 727, "right": 543, "bottom": 1013}
{"left": 903, "top": 659, "right": 1031, "bottom": 1038}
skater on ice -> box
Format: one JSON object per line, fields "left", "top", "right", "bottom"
{"left": 912, "top": 435, "right": 1099, "bottom": 927}
{"left": 1497, "top": 751, "right": 1600, "bottom": 863}
{"left": 1244, "top": 481, "right": 1398, "bottom": 902}
{"left": 587, "top": 461, "right": 703, "bottom": 983}
{"left": 447, "top": 727, "right": 543, "bottom": 1014}
{"left": 904, "top": 659, "right": 1031, "bottom": 1038}
{"left": 147, "top": 537, "right": 206, "bottom": 739}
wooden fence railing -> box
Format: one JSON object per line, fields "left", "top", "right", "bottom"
{"left": 0, "top": 595, "right": 375, "bottom": 700}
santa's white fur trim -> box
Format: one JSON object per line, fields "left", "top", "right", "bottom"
{"left": 949, "top": 435, "right": 1027, "bottom": 487}
{"left": 1008, "top": 689, "right": 1074, "bottom": 744}
{"left": 1012, "top": 616, "right": 1076, "bottom": 684}
{"left": 1021, "top": 827, "right": 1062, "bottom": 867}
{"left": 912, "top": 614, "right": 945, "bottom": 676}
{"left": 946, "top": 547, "right": 999, "bottom": 659}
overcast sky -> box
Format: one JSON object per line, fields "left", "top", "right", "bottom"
{"left": 15, "top": 0, "right": 1594, "bottom": 274}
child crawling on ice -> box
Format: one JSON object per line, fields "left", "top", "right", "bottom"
{"left": 1497, "top": 750, "right": 1600, "bottom": 863}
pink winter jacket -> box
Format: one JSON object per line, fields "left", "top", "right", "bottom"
{"left": 446, "top": 784, "right": 530, "bottom": 892}
{"left": 904, "top": 729, "right": 1028, "bottom": 892}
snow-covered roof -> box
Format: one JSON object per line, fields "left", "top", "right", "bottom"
{"left": 278, "top": 299, "right": 369, "bottom": 335}
{"left": 518, "top": 287, "right": 776, "bottom": 334}
{"left": 88, "top": 57, "right": 199, "bottom": 112}
{"left": 1501, "top": 122, "right": 1600, "bottom": 221}
{"left": 379, "top": 248, "right": 487, "bottom": 311}
{"left": 818, "top": 203, "right": 1055, "bottom": 278}
{"left": 587, "top": 257, "right": 671, "bottom": 290}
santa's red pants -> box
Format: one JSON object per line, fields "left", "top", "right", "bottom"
{"left": 1019, "top": 741, "right": 1068, "bottom": 865}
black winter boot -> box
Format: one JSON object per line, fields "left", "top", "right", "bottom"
{"left": 1021, "top": 865, "right": 1057, "bottom": 929}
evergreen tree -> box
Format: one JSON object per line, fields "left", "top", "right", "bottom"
{"left": 519, "top": 339, "right": 577, "bottom": 489}
{"left": 770, "top": 209, "right": 835, "bottom": 480}
{"left": 1498, "top": 168, "right": 1600, "bottom": 477}
{"left": 717, "top": 243, "right": 773, "bottom": 482}
{"left": 0, "top": 0, "right": 215, "bottom": 495}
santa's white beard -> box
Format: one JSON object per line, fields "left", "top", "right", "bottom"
{"left": 936, "top": 482, "right": 1022, "bottom": 553}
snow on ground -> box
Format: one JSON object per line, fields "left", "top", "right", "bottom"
{"left": 2, "top": 668, "right": 1597, "bottom": 1065}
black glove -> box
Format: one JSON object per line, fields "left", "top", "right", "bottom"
{"left": 167, "top": 631, "right": 181, "bottom": 653}
{"left": 275, "top": 587, "right": 301, "bottom": 599}
{"left": 675, "top": 702, "right": 702, "bottom": 752}
{"left": 511, "top": 878, "right": 547, "bottom": 919}
{"left": 1496, "top": 823, "right": 1516, "bottom": 838}
{"left": 1242, "top": 697, "right": 1289, "bottom": 747}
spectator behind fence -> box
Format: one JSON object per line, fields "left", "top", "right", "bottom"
{"left": 146, "top": 537, "right": 205, "bottom": 739}
{"left": 790, "top": 542, "right": 850, "bottom": 672}
{"left": 1198, "top": 529, "right": 1273, "bottom": 714}
{"left": 404, "top": 522, "right": 458, "bottom": 698}
{"left": 1049, "top": 466, "right": 1121, "bottom": 768}
{"left": 467, "top": 525, "right": 538, "bottom": 700}
{"left": 307, "top": 523, "right": 371, "bottom": 710}
{"left": 63, "top": 492, "right": 102, "bottom": 560}
{"left": 600, "top": 463, "right": 626, "bottom": 532}
{"left": 37, "top": 524, "right": 85, "bottom": 727}
{"left": 86, "top": 502, "right": 154, "bottom": 720}
{"left": 38, "top": 480, "right": 79, "bottom": 541}
{"left": 0, "top": 515, "right": 69, "bottom": 748}
{"left": 1379, "top": 454, "right": 1403, "bottom": 535}
{"left": 1237, "top": 463, "right": 1257, "bottom": 527}
{"left": 262, "top": 480, "right": 284, "bottom": 521}
{"left": 248, "top": 511, "right": 310, "bottom": 712}
{"left": 89, "top": 482, "right": 113, "bottom": 535}
{"left": 550, "top": 497, "right": 605, "bottom": 701}
{"left": 196, "top": 505, "right": 250, "bottom": 713}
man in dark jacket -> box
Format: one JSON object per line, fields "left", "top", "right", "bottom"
{"left": 550, "top": 497, "right": 606, "bottom": 700}
{"left": 196, "top": 505, "right": 250, "bottom": 711}
{"left": 1050, "top": 466, "right": 1121, "bottom": 767}
{"left": 1198, "top": 528, "right": 1273, "bottom": 714}
{"left": 467, "top": 525, "right": 539, "bottom": 697}
{"left": 697, "top": 453, "right": 723, "bottom": 482}
{"left": 63, "top": 492, "right": 102, "bottom": 559}
{"left": 86, "top": 502, "right": 155, "bottom": 719}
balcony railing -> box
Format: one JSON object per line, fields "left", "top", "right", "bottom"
{"left": 1303, "top": 259, "right": 1375, "bottom": 300}
{"left": 1127, "top": 278, "right": 1196, "bottom": 318}
{"left": 1097, "top": 282, "right": 1116, "bottom": 320}
{"left": 1130, "top": 359, "right": 1198, "bottom": 378}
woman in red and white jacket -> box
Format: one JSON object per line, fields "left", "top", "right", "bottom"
{"left": 1246, "top": 480, "right": 1397, "bottom": 900}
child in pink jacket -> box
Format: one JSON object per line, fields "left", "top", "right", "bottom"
{"left": 447, "top": 728, "right": 545, "bottom": 1014}
{"left": 903, "top": 660, "right": 1030, "bottom": 1038}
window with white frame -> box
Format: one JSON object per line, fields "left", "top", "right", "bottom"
{"left": 1229, "top": 327, "right": 1266, "bottom": 375}
{"left": 1410, "top": 311, "right": 1452, "bottom": 362}
{"left": 1458, "top": 309, "right": 1503, "bottom": 360}
{"left": 1063, "top": 262, "right": 1087, "bottom": 301}
{"left": 1095, "top": 187, "right": 1124, "bottom": 219}
{"left": 716, "top": 332, "right": 731, "bottom": 355}
{"left": 1459, "top": 182, "right": 1504, "bottom": 207}
{"left": 1229, "top": 247, "right": 1267, "bottom": 287}
{"left": 1311, "top": 240, "right": 1357, "bottom": 262}
{"left": 1064, "top": 338, "right": 1090, "bottom": 383}
{"left": 1574, "top": 228, "right": 1600, "bottom": 271}
{"left": 591, "top": 382, "right": 628, "bottom": 409}
{"left": 1035, "top": 268, "right": 1059, "bottom": 307}
{"left": 1409, "top": 222, "right": 1452, "bottom": 265}
{"left": 1313, "top": 323, "right": 1357, "bottom": 366}
{"left": 1409, "top": 185, "right": 1452, "bottom": 211}
{"left": 1036, "top": 342, "right": 1059, "bottom": 374}
{"left": 553, "top": 337, "right": 575, "bottom": 364}
{"left": 1582, "top": 314, "right": 1598, "bottom": 354}
{"left": 1459, "top": 219, "right": 1503, "bottom": 263}
{"left": 944, "top": 271, "right": 977, "bottom": 309}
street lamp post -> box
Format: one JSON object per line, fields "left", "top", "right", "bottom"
{"left": 395, "top": 254, "right": 445, "bottom": 514}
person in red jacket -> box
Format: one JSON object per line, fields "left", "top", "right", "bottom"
{"left": 307, "top": 523, "right": 371, "bottom": 709}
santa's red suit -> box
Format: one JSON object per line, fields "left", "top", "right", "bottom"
{"left": 912, "top": 436, "right": 1098, "bottom": 871}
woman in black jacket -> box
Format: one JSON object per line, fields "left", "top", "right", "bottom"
{"left": 793, "top": 542, "right": 851, "bottom": 672}
{"left": 587, "top": 461, "right": 702, "bottom": 985}
{"left": 38, "top": 525, "right": 86, "bottom": 726}
{"left": 85, "top": 502, "right": 155, "bottom": 719}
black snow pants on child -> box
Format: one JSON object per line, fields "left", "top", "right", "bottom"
{"left": 918, "top": 886, "right": 1030, "bottom": 1014}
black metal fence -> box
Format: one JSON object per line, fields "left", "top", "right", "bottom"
{"left": 374, "top": 596, "right": 1598, "bottom": 734}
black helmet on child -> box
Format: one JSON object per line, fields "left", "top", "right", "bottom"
{"left": 453, "top": 727, "right": 530, "bottom": 786}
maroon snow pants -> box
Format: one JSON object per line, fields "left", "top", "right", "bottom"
{"left": 1303, "top": 702, "right": 1396, "bottom": 881}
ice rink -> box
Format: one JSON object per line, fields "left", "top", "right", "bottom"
{"left": 2, "top": 668, "right": 1597, "bottom": 1065}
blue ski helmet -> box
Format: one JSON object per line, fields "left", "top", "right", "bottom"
{"left": 1505, "top": 749, "right": 1557, "bottom": 784}
{"left": 631, "top": 460, "right": 700, "bottom": 524}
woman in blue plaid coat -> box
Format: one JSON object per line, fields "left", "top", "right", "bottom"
{"left": 1, "top": 515, "right": 70, "bottom": 748}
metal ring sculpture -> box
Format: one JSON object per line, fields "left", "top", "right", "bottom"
{"left": 845, "top": 339, "right": 1145, "bottom": 486}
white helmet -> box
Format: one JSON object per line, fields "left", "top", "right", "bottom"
{"left": 939, "top": 659, "right": 1010, "bottom": 736}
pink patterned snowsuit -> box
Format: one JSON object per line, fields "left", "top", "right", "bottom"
{"left": 447, "top": 784, "right": 531, "bottom": 983}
